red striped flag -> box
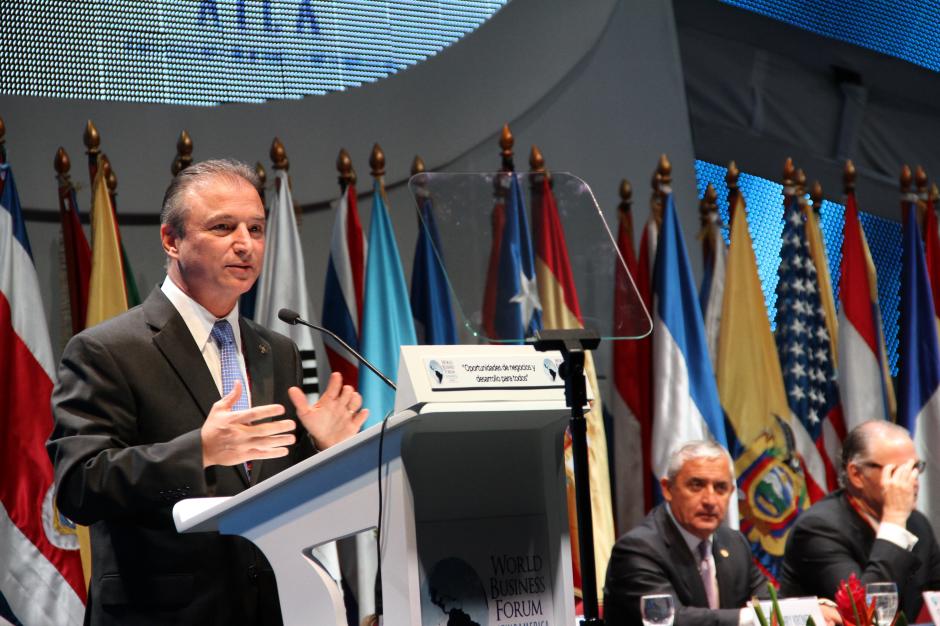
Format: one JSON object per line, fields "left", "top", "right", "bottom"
{"left": 57, "top": 183, "right": 91, "bottom": 337}
{"left": 322, "top": 183, "right": 366, "bottom": 386}
{"left": 837, "top": 191, "right": 895, "bottom": 428}
{"left": 0, "top": 161, "right": 85, "bottom": 624}
{"left": 532, "top": 175, "right": 614, "bottom": 608}
{"left": 611, "top": 206, "right": 653, "bottom": 533}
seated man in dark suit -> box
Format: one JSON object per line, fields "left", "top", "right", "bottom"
{"left": 603, "top": 441, "right": 766, "bottom": 626}
{"left": 604, "top": 440, "right": 839, "bottom": 626}
{"left": 780, "top": 420, "right": 940, "bottom": 620}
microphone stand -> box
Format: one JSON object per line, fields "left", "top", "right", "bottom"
{"left": 277, "top": 308, "right": 396, "bottom": 391}
{"left": 533, "top": 328, "right": 603, "bottom": 626}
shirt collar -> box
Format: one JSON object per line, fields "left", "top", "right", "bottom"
{"left": 665, "top": 503, "right": 714, "bottom": 555}
{"left": 161, "top": 276, "right": 242, "bottom": 353}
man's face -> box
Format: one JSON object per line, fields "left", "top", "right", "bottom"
{"left": 850, "top": 432, "right": 919, "bottom": 513}
{"left": 161, "top": 176, "right": 265, "bottom": 317}
{"left": 660, "top": 456, "right": 734, "bottom": 540}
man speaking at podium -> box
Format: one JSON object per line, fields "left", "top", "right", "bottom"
{"left": 47, "top": 159, "right": 368, "bottom": 625}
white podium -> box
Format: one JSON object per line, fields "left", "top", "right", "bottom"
{"left": 174, "top": 344, "right": 576, "bottom": 625}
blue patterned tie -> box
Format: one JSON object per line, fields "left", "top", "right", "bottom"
{"left": 211, "top": 320, "right": 251, "bottom": 477}
{"left": 211, "top": 320, "right": 249, "bottom": 411}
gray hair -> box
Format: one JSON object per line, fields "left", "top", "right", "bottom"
{"left": 664, "top": 440, "right": 734, "bottom": 483}
{"left": 161, "top": 158, "right": 260, "bottom": 237}
{"left": 839, "top": 420, "right": 911, "bottom": 487}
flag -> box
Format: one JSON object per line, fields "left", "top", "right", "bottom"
{"left": 634, "top": 216, "right": 659, "bottom": 508}
{"left": 359, "top": 181, "right": 416, "bottom": 427}
{"left": 610, "top": 200, "right": 652, "bottom": 534}
{"left": 86, "top": 165, "right": 128, "bottom": 328}
{"left": 922, "top": 198, "right": 940, "bottom": 340}
{"left": 532, "top": 175, "right": 613, "bottom": 604}
{"left": 0, "top": 162, "right": 85, "bottom": 624}
{"left": 57, "top": 183, "right": 91, "bottom": 337}
{"left": 651, "top": 193, "right": 728, "bottom": 474}
{"left": 717, "top": 194, "right": 809, "bottom": 583}
{"left": 803, "top": 200, "right": 845, "bottom": 486}
{"left": 774, "top": 196, "right": 840, "bottom": 500}
{"left": 898, "top": 203, "right": 940, "bottom": 535}
{"left": 698, "top": 195, "right": 726, "bottom": 373}
{"left": 837, "top": 191, "right": 895, "bottom": 428}
{"left": 254, "top": 170, "right": 319, "bottom": 398}
{"left": 76, "top": 159, "right": 134, "bottom": 588}
{"left": 410, "top": 194, "right": 457, "bottom": 344}
{"left": 481, "top": 173, "right": 542, "bottom": 341}
{"left": 322, "top": 183, "right": 366, "bottom": 387}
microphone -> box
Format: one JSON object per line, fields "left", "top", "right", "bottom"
{"left": 277, "top": 308, "right": 396, "bottom": 391}
{"left": 278, "top": 306, "right": 391, "bottom": 620}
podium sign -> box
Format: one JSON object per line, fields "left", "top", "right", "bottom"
{"left": 174, "top": 344, "right": 576, "bottom": 625}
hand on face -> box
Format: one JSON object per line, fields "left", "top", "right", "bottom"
{"left": 290, "top": 372, "right": 368, "bottom": 450}
{"left": 200, "top": 381, "right": 298, "bottom": 468}
{"left": 660, "top": 456, "right": 734, "bottom": 540}
{"left": 880, "top": 459, "right": 920, "bottom": 526}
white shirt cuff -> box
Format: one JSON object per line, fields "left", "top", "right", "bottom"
{"left": 877, "top": 521, "right": 918, "bottom": 551}
{"left": 739, "top": 607, "right": 756, "bottom": 626}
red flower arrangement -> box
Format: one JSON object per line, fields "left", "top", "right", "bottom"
{"left": 834, "top": 574, "right": 873, "bottom": 626}
{"left": 833, "top": 574, "right": 906, "bottom": 626}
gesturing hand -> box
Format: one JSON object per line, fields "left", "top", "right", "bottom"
{"left": 201, "top": 381, "right": 298, "bottom": 468}
{"left": 290, "top": 372, "right": 368, "bottom": 450}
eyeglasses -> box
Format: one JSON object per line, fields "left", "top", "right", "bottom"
{"left": 859, "top": 460, "right": 927, "bottom": 473}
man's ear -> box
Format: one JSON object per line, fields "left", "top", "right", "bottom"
{"left": 845, "top": 463, "right": 865, "bottom": 491}
{"left": 161, "top": 224, "right": 180, "bottom": 258}
{"left": 659, "top": 476, "right": 673, "bottom": 503}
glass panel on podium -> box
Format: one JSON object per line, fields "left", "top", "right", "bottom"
{"left": 407, "top": 171, "right": 651, "bottom": 344}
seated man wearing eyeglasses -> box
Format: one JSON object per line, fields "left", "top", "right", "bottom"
{"left": 780, "top": 421, "right": 940, "bottom": 620}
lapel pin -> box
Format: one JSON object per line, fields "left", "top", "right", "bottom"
{"left": 259, "top": 344, "right": 268, "bottom": 355}
{"left": 719, "top": 548, "right": 730, "bottom": 558}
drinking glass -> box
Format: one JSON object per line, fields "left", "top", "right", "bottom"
{"left": 865, "top": 582, "right": 898, "bottom": 626}
{"left": 641, "top": 593, "right": 675, "bottom": 626}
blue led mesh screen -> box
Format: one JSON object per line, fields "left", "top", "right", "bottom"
{"left": 0, "top": 0, "right": 507, "bottom": 106}
{"left": 721, "top": 0, "right": 940, "bottom": 73}
{"left": 693, "top": 160, "right": 903, "bottom": 374}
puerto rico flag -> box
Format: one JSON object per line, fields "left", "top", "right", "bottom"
{"left": 482, "top": 173, "right": 542, "bottom": 341}
{"left": 0, "top": 162, "right": 85, "bottom": 624}
{"left": 322, "top": 182, "right": 366, "bottom": 387}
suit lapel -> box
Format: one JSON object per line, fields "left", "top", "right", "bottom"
{"left": 656, "top": 506, "right": 707, "bottom": 607}
{"left": 713, "top": 530, "right": 735, "bottom": 608}
{"left": 145, "top": 289, "right": 220, "bottom": 420}
{"left": 240, "top": 318, "right": 275, "bottom": 485}
{"left": 146, "top": 288, "right": 252, "bottom": 489}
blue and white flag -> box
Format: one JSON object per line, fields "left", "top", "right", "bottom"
{"left": 899, "top": 203, "right": 940, "bottom": 534}
{"left": 359, "top": 182, "right": 416, "bottom": 427}
{"left": 411, "top": 196, "right": 457, "bottom": 344}
{"left": 651, "top": 194, "right": 732, "bottom": 520}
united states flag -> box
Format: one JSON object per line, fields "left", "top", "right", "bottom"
{"left": 773, "top": 195, "right": 839, "bottom": 502}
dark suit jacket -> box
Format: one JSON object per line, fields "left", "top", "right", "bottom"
{"left": 603, "top": 504, "right": 767, "bottom": 626}
{"left": 779, "top": 490, "right": 940, "bottom": 620}
{"left": 47, "top": 288, "right": 316, "bottom": 626}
